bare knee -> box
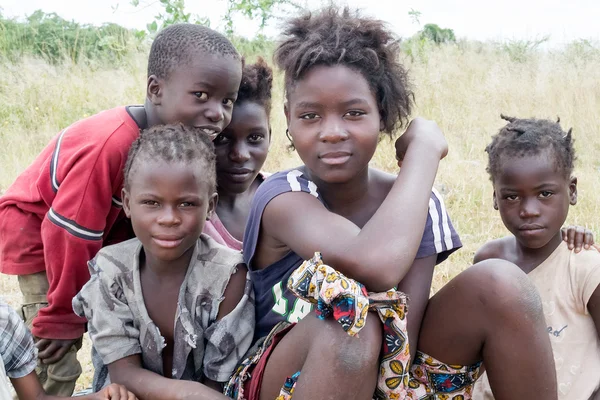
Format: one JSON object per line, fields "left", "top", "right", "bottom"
{"left": 311, "top": 313, "right": 382, "bottom": 373}
{"left": 467, "top": 259, "right": 544, "bottom": 325}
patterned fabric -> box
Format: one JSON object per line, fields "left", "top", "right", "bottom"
{"left": 408, "top": 351, "right": 481, "bottom": 399}
{"left": 224, "top": 321, "right": 292, "bottom": 400}
{"left": 288, "top": 253, "right": 482, "bottom": 400}
{"left": 73, "top": 234, "right": 255, "bottom": 390}
{"left": 0, "top": 299, "right": 37, "bottom": 379}
{"left": 275, "top": 371, "right": 300, "bottom": 400}
{"left": 288, "top": 253, "right": 411, "bottom": 399}
{"left": 243, "top": 169, "right": 462, "bottom": 340}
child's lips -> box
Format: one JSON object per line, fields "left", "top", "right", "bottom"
{"left": 152, "top": 236, "right": 184, "bottom": 248}
{"left": 319, "top": 151, "right": 352, "bottom": 165}
{"left": 518, "top": 225, "right": 545, "bottom": 236}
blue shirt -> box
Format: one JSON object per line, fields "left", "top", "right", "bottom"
{"left": 243, "top": 169, "right": 462, "bottom": 340}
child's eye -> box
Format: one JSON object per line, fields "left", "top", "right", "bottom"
{"left": 213, "top": 134, "right": 229, "bottom": 145}
{"left": 505, "top": 195, "right": 519, "bottom": 201}
{"left": 345, "top": 110, "right": 365, "bottom": 117}
{"left": 248, "top": 133, "right": 265, "bottom": 143}
{"left": 179, "top": 202, "right": 196, "bottom": 207}
{"left": 300, "top": 113, "right": 319, "bottom": 120}
{"left": 223, "top": 98, "right": 235, "bottom": 107}
{"left": 142, "top": 200, "right": 159, "bottom": 206}
{"left": 194, "top": 92, "right": 208, "bottom": 100}
{"left": 539, "top": 191, "right": 553, "bottom": 198}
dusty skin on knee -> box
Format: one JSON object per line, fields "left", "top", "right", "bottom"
{"left": 467, "top": 259, "right": 544, "bottom": 322}
{"left": 308, "top": 312, "right": 383, "bottom": 373}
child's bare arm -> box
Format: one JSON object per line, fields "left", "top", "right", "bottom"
{"left": 261, "top": 118, "right": 447, "bottom": 292}
{"left": 396, "top": 255, "right": 437, "bottom": 361}
{"left": 201, "top": 263, "right": 249, "bottom": 392}
{"left": 588, "top": 285, "right": 600, "bottom": 339}
{"left": 216, "top": 263, "right": 248, "bottom": 320}
{"left": 11, "top": 371, "right": 47, "bottom": 400}
{"left": 108, "top": 355, "right": 229, "bottom": 400}
{"left": 12, "top": 372, "right": 138, "bottom": 400}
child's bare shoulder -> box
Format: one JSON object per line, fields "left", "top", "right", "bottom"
{"left": 474, "top": 237, "right": 515, "bottom": 264}
{"left": 369, "top": 168, "right": 396, "bottom": 192}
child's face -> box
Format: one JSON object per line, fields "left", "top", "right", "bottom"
{"left": 284, "top": 64, "right": 382, "bottom": 183}
{"left": 122, "top": 160, "right": 217, "bottom": 264}
{"left": 493, "top": 151, "right": 577, "bottom": 250}
{"left": 214, "top": 101, "right": 270, "bottom": 194}
{"left": 149, "top": 53, "right": 242, "bottom": 136}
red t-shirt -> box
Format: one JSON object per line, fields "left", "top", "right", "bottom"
{"left": 0, "top": 106, "right": 139, "bottom": 339}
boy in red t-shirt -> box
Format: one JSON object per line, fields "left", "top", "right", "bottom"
{"left": 0, "top": 23, "right": 242, "bottom": 395}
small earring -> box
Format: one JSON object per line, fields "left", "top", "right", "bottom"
{"left": 286, "top": 128, "right": 295, "bottom": 150}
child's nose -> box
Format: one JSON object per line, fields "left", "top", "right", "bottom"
{"left": 519, "top": 199, "right": 540, "bottom": 218}
{"left": 319, "top": 118, "right": 349, "bottom": 143}
{"left": 157, "top": 206, "right": 181, "bottom": 225}
{"left": 204, "top": 102, "right": 224, "bottom": 123}
{"left": 230, "top": 143, "right": 250, "bottom": 163}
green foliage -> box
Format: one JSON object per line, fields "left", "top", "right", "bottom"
{"left": 560, "top": 39, "right": 600, "bottom": 63}
{"left": 401, "top": 35, "right": 433, "bottom": 63}
{"left": 500, "top": 36, "right": 549, "bottom": 63}
{"left": 230, "top": 34, "right": 275, "bottom": 59}
{"left": 420, "top": 23, "right": 456, "bottom": 44}
{"left": 0, "top": 10, "right": 145, "bottom": 64}
{"left": 130, "top": 0, "right": 209, "bottom": 35}
{"left": 408, "top": 8, "right": 421, "bottom": 26}
{"left": 224, "top": 0, "right": 301, "bottom": 35}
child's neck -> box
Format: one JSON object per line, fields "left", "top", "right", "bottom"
{"left": 306, "top": 166, "right": 371, "bottom": 217}
{"left": 141, "top": 247, "right": 193, "bottom": 280}
{"left": 217, "top": 178, "right": 259, "bottom": 212}
{"left": 514, "top": 231, "right": 563, "bottom": 274}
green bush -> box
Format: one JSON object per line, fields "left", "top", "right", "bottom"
{"left": 0, "top": 10, "right": 146, "bottom": 64}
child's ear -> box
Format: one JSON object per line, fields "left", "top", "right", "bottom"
{"left": 569, "top": 176, "right": 578, "bottom": 205}
{"left": 122, "top": 188, "right": 132, "bottom": 218}
{"left": 206, "top": 192, "right": 218, "bottom": 220}
{"left": 283, "top": 102, "right": 290, "bottom": 125}
{"left": 147, "top": 75, "right": 162, "bottom": 105}
{"left": 380, "top": 117, "right": 385, "bottom": 132}
{"left": 492, "top": 191, "right": 499, "bottom": 210}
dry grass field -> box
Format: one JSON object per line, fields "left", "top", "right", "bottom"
{"left": 1, "top": 40, "right": 599, "bottom": 389}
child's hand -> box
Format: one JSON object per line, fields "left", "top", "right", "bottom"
{"left": 395, "top": 117, "right": 448, "bottom": 167}
{"left": 561, "top": 225, "right": 598, "bottom": 252}
{"left": 94, "top": 383, "right": 138, "bottom": 400}
{"left": 35, "top": 338, "right": 78, "bottom": 364}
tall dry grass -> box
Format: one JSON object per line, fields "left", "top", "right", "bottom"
{"left": 1, "top": 41, "right": 600, "bottom": 389}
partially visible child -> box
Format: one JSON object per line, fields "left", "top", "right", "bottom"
{"left": 0, "top": 299, "right": 136, "bottom": 400}
{"left": 473, "top": 115, "right": 600, "bottom": 400}
{"left": 204, "top": 59, "right": 273, "bottom": 250}
{"left": 0, "top": 23, "right": 242, "bottom": 395}
{"left": 73, "top": 124, "right": 254, "bottom": 400}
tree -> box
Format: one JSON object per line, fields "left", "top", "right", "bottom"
{"left": 224, "top": 0, "right": 302, "bottom": 35}
{"left": 130, "top": 0, "right": 209, "bottom": 34}
{"left": 420, "top": 23, "right": 456, "bottom": 44}
{"left": 130, "top": 0, "right": 301, "bottom": 36}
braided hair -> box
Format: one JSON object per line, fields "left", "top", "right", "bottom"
{"left": 124, "top": 124, "right": 216, "bottom": 193}
{"left": 486, "top": 114, "right": 575, "bottom": 182}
